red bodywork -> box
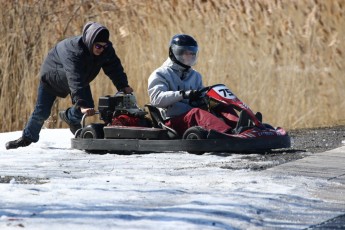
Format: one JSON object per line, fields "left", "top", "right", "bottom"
{"left": 205, "top": 84, "right": 287, "bottom": 139}
{"left": 107, "top": 84, "right": 288, "bottom": 140}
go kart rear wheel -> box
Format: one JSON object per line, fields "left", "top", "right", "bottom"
{"left": 182, "top": 126, "right": 208, "bottom": 155}
{"left": 80, "top": 124, "right": 106, "bottom": 154}
{"left": 74, "top": 128, "right": 82, "bottom": 138}
{"left": 80, "top": 124, "right": 105, "bottom": 139}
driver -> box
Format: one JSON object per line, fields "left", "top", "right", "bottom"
{"left": 148, "top": 34, "right": 235, "bottom": 136}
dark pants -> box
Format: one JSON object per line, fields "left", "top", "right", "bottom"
{"left": 22, "top": 83, "right": 85, "bottom": 142}
{"left": 165, "top": 108, "right": 232, "bottom": 136}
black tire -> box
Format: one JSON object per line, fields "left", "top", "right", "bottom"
{"left": 74, "top": 128, "right": 83, "bottom": 138}
{"left": 182, "top": 126, "right": 208, "bottom": 139}
{"left": 182, "top": 126, "right": 208, "bottom": 155}
{"left": 263, "top": 123, "right": 275, "bottom": 130}
{"left": 80, "top": 124, "right": 105, "bottom": 154}
{"left": 80, "top": 124, "right": 105, "bottom": 139}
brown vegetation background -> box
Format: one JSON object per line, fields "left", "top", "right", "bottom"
{"left": 0, "top": 0, "right": 344, "bottom": 133}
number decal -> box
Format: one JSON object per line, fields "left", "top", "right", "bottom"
{"left": 214, "top": 85, "right": 236, "bottom": 99}
{"left": 218, "top": 88, "right": 235, "bottom": 98}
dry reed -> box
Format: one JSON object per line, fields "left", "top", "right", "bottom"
{"left": 0, "top": 0, "right": 344, "bottom": 133}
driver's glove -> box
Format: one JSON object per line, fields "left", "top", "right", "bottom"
{"left": 180, "top": 90, "right": 201, "bottom": 102}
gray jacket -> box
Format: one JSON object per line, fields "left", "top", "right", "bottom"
{"left": 148, "top": 58, "right": 204, "bottom": 120}
{"left": 40, "top": 22, "right": 129, "bottom": 106}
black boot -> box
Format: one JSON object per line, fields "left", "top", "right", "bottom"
{"left": 59, "top": 109, "right": 81, "bottom": 134}
{"left": 6, "top": 137, "right": 32, "bottom": 150}
{"left": 235, "top": 110, "right": 251, "bottom": 133}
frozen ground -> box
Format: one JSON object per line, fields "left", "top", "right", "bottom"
{"left": 0, "top": 129, "right": 345, "bottom": 229}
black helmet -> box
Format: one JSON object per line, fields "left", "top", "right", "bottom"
{"left": 169, "top": 34, "right": 198, "bottom": 67}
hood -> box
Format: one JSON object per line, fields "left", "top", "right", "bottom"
{"left": 82, "top": 22, "right": 109, "bottom": 54}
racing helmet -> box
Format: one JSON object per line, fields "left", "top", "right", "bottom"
{"left": 169, "top": 34, "right": 198, "bottom": 67}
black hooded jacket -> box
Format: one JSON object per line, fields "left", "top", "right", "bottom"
{"left": 40, "top": 22, "right": 129, "bottom": 106}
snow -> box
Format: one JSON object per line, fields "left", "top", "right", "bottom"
{"left": 0, "top": 129, "right": 344, "bottom": 229}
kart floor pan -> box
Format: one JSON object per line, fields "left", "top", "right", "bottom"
{"left": 71, "top": 135, "right": 291, "bottom": 153}
{"left": 103, "top": 126, "right": 169, "bottom": 139}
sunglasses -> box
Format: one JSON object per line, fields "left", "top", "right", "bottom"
{"left": 94, "top": 43, "right": 109, "bottom": 50}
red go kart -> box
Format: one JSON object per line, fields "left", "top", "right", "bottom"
{"left": 71, "top": 84, "right": 291, "bottom": 154}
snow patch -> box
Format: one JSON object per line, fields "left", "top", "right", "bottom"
{"left": 0, "top": 129, "right": 344, "bottom": 229}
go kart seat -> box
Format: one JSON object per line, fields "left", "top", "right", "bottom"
{"left": 145, "top": 104, "right": 179, "bottom": 139}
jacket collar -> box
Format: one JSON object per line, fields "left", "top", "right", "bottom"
{"left": 163, "top": 58, "right": 192, "bottom": 73}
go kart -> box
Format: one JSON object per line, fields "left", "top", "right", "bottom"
{"left": 71, "top": 84, "right": 291, "bottom": 154}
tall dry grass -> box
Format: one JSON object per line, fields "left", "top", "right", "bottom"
{"left": 0, "top": 0, "right": 344, "bottom": 133}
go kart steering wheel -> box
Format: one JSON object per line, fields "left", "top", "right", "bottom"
{"left": 189, "top": 86, "right": 212, "bottom": 107}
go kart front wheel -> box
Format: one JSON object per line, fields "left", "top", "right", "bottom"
{"left": 182, "top": 126, "right": 208, "bottom": 155}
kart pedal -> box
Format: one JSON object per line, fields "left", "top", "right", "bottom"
{"left": 235, "top": 110, "right": 251, "bottom": 133}
{"left": 255, "top": 112, "right": 262, "bottom": 123}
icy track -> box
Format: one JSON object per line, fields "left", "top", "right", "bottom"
{"left": 0, "top": 129, "right": 344, "bottom": 229}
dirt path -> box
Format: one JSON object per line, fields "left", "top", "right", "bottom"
{"left": 290, "top": 125, "right": 345, "bottom": 153}
{"left": 219, "top": 125, "right": 345, "bottom": 171}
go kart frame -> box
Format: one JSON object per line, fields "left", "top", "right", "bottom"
{"left": 71, "top": 84, "right": 291, "bottom": 154}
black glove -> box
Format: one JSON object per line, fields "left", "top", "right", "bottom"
{"left": 73, "top": 99, "right": 88, "bottom": 110}
{"left": 180, "top": 90, "right": 201, "bottom": 102}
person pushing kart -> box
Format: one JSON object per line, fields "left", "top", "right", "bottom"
{"left": 6, "top": 21, "right": 133, "bottom": 150}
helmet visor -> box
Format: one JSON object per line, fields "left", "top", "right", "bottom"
{"left": 172, "top": 45, "right": 198, "bottom": 66}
